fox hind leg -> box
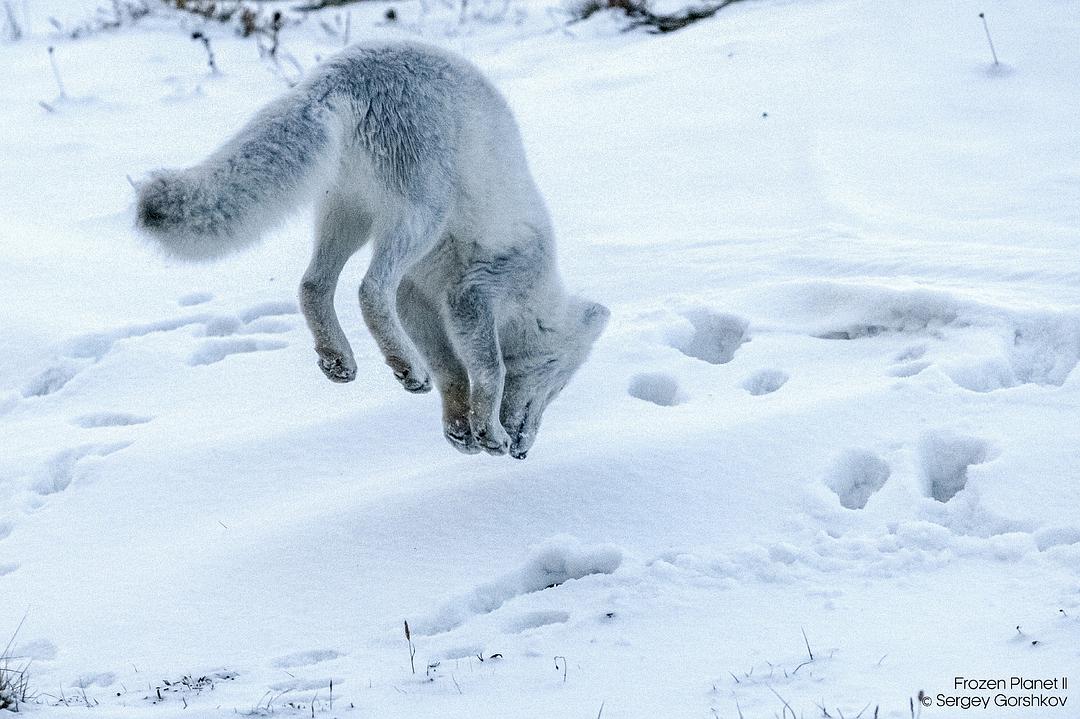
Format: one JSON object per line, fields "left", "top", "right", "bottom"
{"left": 300, "top": 193, "right": 372, "bottom": 383}
{"left": 359, "top": 205, "right": 447, "bottom": 394}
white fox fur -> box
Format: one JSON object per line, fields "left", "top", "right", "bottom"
{"left": 136, "top": 40, "right": 608, "bottom": 459}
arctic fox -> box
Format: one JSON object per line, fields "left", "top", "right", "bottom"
{"left": 135, "top": 40, "right": 608, "bottom": 459}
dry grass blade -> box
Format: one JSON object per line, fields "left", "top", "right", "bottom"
{"left": 1, "top": 614, "right": 32, "bottom": 712}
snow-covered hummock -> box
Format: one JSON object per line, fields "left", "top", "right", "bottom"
{"left": 1, "top": 1, "right": 1079, "bottom": 717}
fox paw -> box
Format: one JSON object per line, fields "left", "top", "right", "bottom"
{"left": 316, "top": 350, "right": 356, "bottom": 383}
{"left": 444, "top": 417, "right": 482, "bottom": 455}
{"left": 387, "top": 357, "right": 431, "bottom": 394}
{"left": 475, "top": 422, "right": 511, "bottom": 457}
{"left": 394, "top": 367, "right": 431, "bottom": 394}
{"left": 509, "top": 440, "right": 530, "bottom": 461}
{"left": 502, "top": 413, "right": 532, "bottom": 460}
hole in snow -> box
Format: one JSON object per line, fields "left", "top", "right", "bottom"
{"left": 628, "top": 372, "right": 684, "bottom": 406}
{"left": 741, "top": 369, "right": 788, "bottom": 395}
{"left": 824, "top": 449, "right": 890, "bottom": 509}
{"left": 671, "top": 310, "right": 749, "bottom": 365}
{"left": 918, "top": 431, "right": 991, "bottom": 503}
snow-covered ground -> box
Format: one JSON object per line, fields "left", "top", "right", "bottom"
{"left": 2, "top": 0, "right": 1079, "bottom": 716}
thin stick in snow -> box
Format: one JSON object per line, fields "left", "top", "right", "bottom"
{"left": 47, "top": 46, "right": 67, "bottom": 98}
{"left": 978, "top": 13, "right": 999, "bottom": 66}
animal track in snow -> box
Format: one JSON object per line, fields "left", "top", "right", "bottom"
{"left": 918, "top": 431, "right": 992, "bottom": 503}
{"left": 505, "top": 610, "right": 570, "bottom": 633}
{"left": 65, "top": 315, "right": 213, "bottom": 360}
{"left": 188, "top": 338, "right": 288, "bottom": 366}
{"left": 62, "top": 298, "right": 298, "bottom": 362}
{"left": 957, "top": 319, "right": 1079, "bottom": 391}
{"left": 888, "top": 360, "right": 932, "bottom": 378}
{"left": 0, "top": 563, "right": 17, "bottom": 576}
{"left": 1033, "top": 526, "right": 1080, "bottom": 551}
{"left": 628, "top": 372, "right": 684, "bottom": 406}
{"left": 671, "top": 310, "right": 749, "bottom": 364}
{"left": 21, "top": 361, "right": 82, "bottom": 398}
{"left": 203, "top": 314, "right": 295, "bottom": 338}
{"left": 202, "top": 316, "right": 243, "bottom": 337}
{"left": 895, "top": 345, "right": 927, "bottom": 362}
{"left": 73, "top": 412, "right": 152, "bottom": 428}
{"left": 73, "top": 673, "right": 116, "bottom": 688}
{"left": 824, "top": 449, "right": 891, "bottom": 509}
{"left": 13, "top": 298, "right": 301, "bottom": 406}
{"left": 741, "top": 369, "right": 788, "bottom": 395}
{"left": 269, "top": 678, "right": 340, "bottom": 693}
{"left": 0, "top": 520, "right": 12, "bottom": 540}
{"left": 272, "top": 649, "right": 344, "bottom": 669}
{"left": 242, "top": 317, "right": 294, "bottom": 334}
{"left": 32, "top": 442, "right": 131, "bottom": 496}
{"left": 413, "top": 536, "right": 622, "bottom": 636}
{"left": 178, "top": 291, "right": 214, "bottom": 307}
{"left": 806, "top": 287, "right": 962, "bottom": 341}
{"left": 8, "top": 295, "right": 302, "bottom": 408}
{"left": 239, "top": 300, "right": 299, "bottom": 323}
{"left": 13, "top": 639, "right": 57, "bottom": 661}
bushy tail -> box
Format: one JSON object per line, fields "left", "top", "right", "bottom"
{"left": 135, "top": 79, "right": 341, "bottom": 261}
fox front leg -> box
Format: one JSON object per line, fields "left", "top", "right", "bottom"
{"left": 445, "top": 283, "right": 511, "bottom": 456}
{"left": 396, "top": 278, "right": 481, "bottom": 454}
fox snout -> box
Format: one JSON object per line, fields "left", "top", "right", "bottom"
{"left": 137, "top": 196, "right": 168, "bottom": 230}
{"left": 135, "top": 175, "right": 180, "bottom": 233}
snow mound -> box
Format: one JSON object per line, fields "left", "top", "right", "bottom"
{"left": 414, "top": 536, "right": 622, "bottom": 635}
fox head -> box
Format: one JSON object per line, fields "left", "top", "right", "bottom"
{"left": 500, "top": 297, "right": 609, "bottom": 459}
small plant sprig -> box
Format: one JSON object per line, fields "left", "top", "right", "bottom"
{"left": 404, "top": 620, "right": 416, "bottom": 675}
{"left": 191, "top": 31, "right": 218, "bottom": 73}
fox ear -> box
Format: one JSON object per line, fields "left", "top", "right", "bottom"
{"left": 577, "top": 300, "right": 610, "bottom": 341}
